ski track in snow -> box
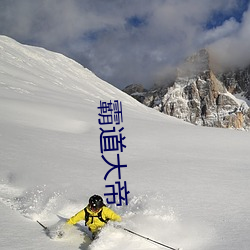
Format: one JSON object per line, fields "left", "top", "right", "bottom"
{"left": 0, "top": 179, "right": 211, "bottom": 250}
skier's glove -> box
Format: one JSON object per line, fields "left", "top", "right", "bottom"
{"left": 113, "top": 223, "right": 123, "bottom": 229}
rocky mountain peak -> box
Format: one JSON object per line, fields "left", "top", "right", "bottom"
{"left": 123, "top": 49, "right": 250, "bottom": 130}
{"left": 177, "top": 49, "right": 210, "bottom": 78}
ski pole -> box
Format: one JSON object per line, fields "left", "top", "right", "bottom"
{"left": 37, "top": 220, "right": 48, "bottom": 231}
{"left": 122, "top": 227, "right": 180, "bottom": 250}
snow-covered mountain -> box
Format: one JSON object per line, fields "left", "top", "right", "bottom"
{"left": 124, "top": 49, "right": 250, "bottom": 130}
{"left": 0, "top": 36, "right": 250, "bottom": 250}
{"left": 217, "top": 65, "right": 250, "bottom": 100}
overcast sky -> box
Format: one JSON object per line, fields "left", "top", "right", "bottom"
{"left": 0, "top": 0, "right": 249, "bottom": 89}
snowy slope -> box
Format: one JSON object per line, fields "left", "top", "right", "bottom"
{"left": 0, "top": 36, "right": 250, "bottom": 250}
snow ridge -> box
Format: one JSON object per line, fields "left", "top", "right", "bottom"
{"left": 1, "top": 36, "right": 250, "bottom": 250}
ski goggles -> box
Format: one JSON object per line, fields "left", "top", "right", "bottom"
{"left": 90, "top": 204, "right": 101, "bottom": 212}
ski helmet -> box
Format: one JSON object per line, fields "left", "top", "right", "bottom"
{"left": 89, "top": 195, "right": 104, "bottom": 210}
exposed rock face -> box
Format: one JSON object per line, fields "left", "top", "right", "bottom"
{"left": 122, "top": 84, "right": 147, "bottom": 103}
{"left": 217, "top": 66, "right": 250, "bottom": 99}
{"left": 123, "top": 49, "right": 250, "bottom": 130}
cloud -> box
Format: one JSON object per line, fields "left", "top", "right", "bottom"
{"left": 209, "top": 4, "right": 250, "bottom": 69}
{"left": 200, "top": 18, "right": 240, "bottom": 45}
{"left": 0, "top": 0, "right": 249, "bottom": 89}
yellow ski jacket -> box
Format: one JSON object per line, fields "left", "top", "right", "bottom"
{"left": 67, "top": 206, "right": 121, "bottom": 233}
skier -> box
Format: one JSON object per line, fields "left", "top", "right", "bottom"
{"left": 66, "top": 194, "right": 121, "bottom": 239}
